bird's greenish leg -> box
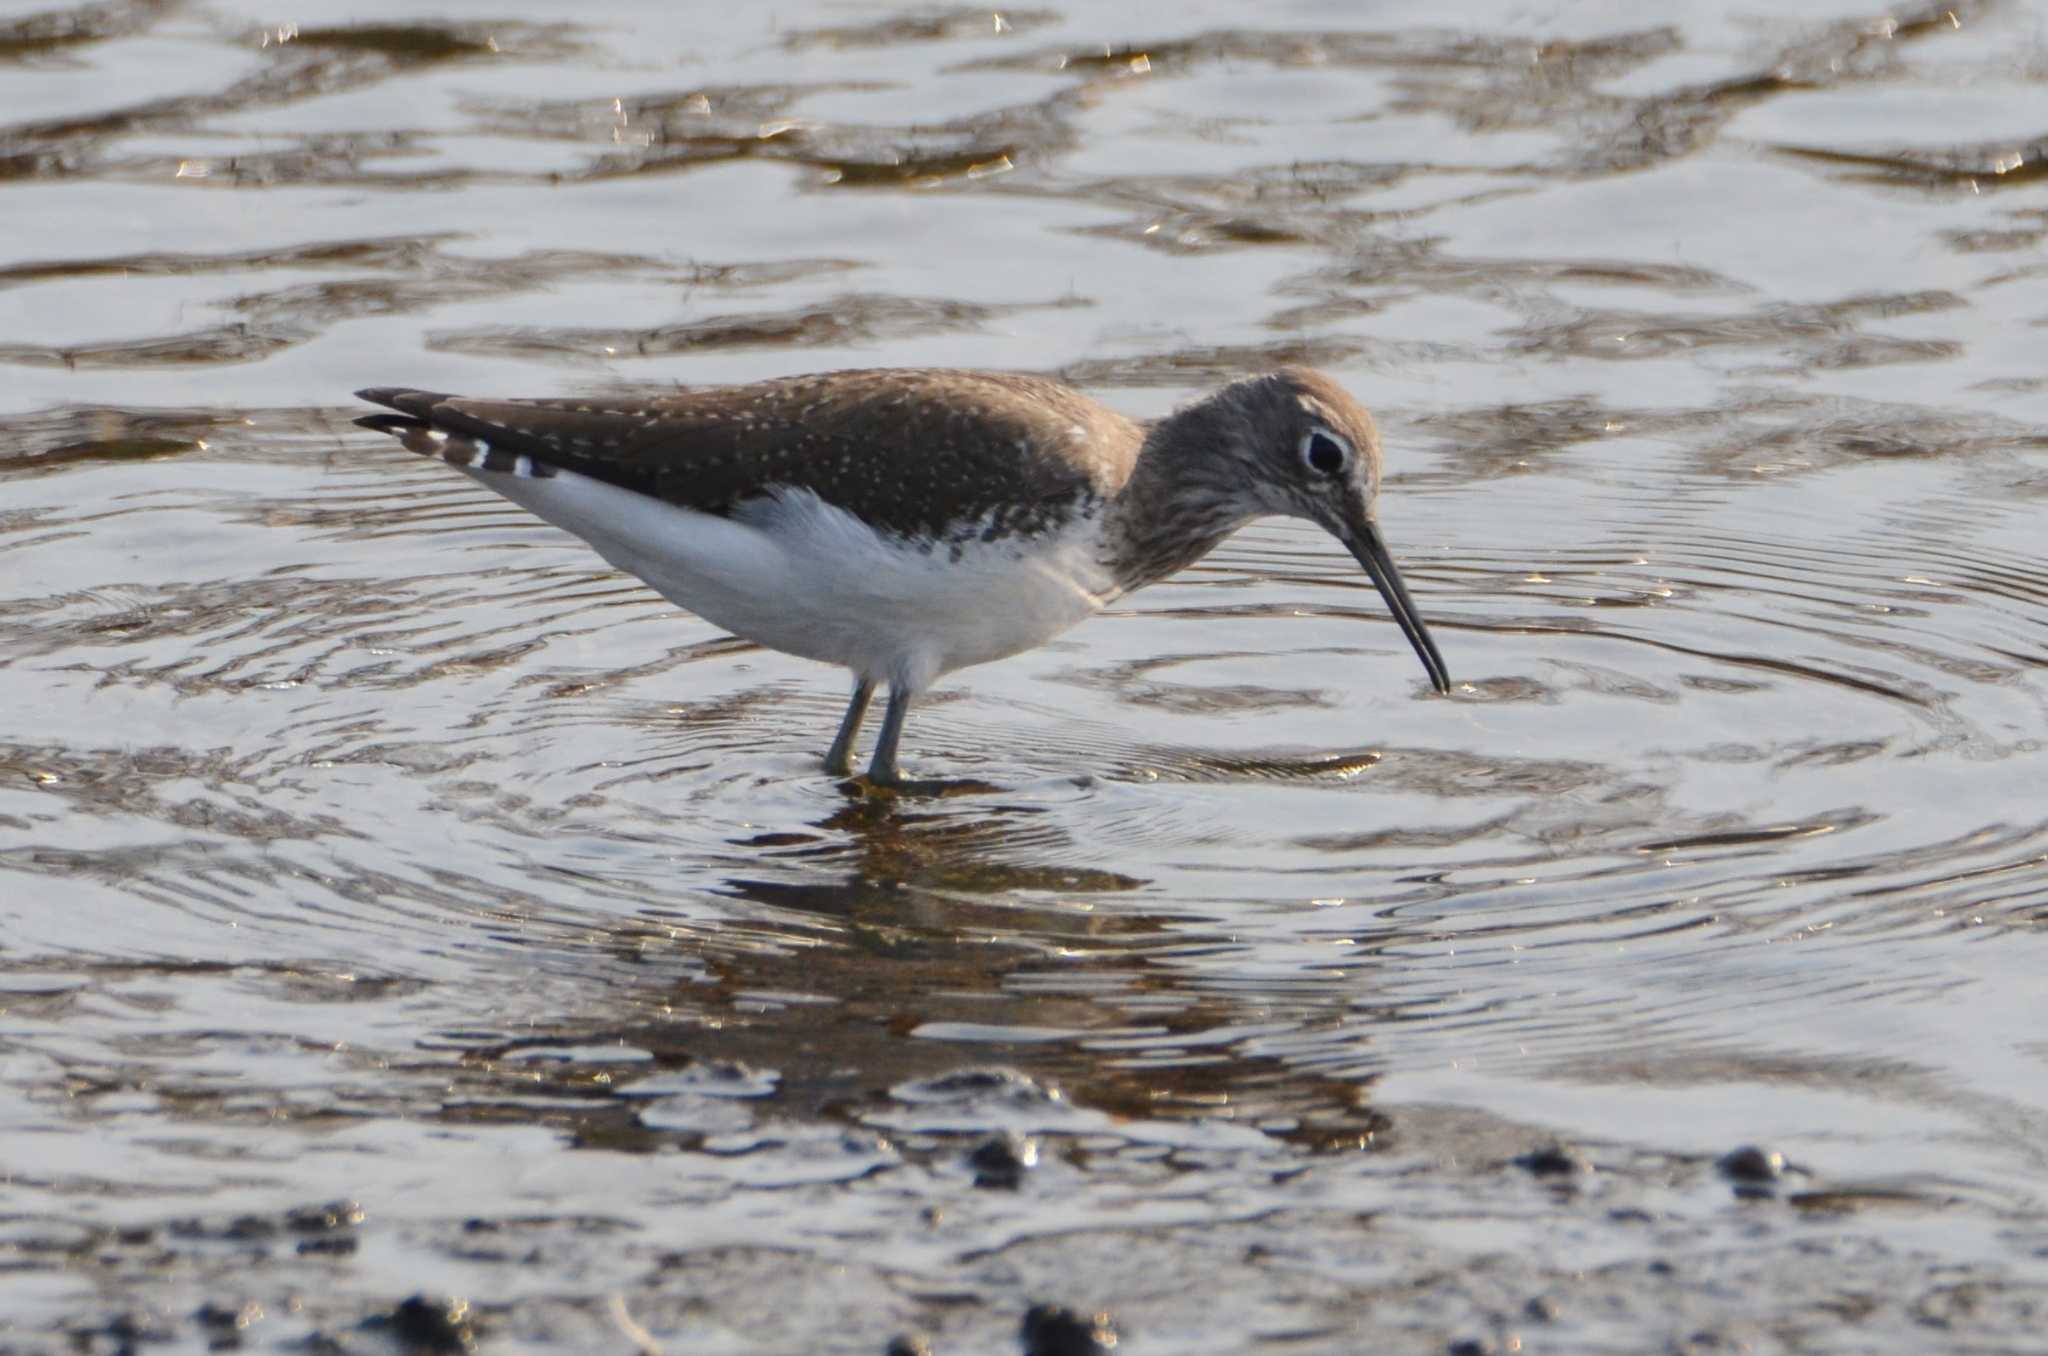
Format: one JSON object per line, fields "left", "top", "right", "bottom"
{"left": 823, "top": 676, "right": 876, "bottom": 777}
{"left": 864, "top": 687, "right": 913, "bottom": 787}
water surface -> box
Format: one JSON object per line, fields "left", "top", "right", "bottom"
{"left": 3, "top": 1, "right": 2046, "bottom": 1352}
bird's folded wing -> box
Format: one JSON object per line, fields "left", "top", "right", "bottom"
{"left": 357, "top": 370, "right": 1135, "bottom": 543}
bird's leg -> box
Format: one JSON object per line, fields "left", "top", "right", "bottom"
{"left": 864, "top": 686, "right": 913, "bottom": 787}
{"left": 823, "top": 676, "right": 876, "bottom": 777}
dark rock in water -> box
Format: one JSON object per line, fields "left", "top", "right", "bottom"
{"left": 219, "top": 1214, "right": 279, "bottom": 1241}
{"left": 969, "top": 1132, "right": 1040, "bottom": 1189}
{"left": 92, "top": 1310, "right": 170, "bottom": 1351}
{"left": 195, "top": 1300, "right": 265, "bottom": 1344}
{"left": 887, "top": 1335, "right": 934, "bottom": 1356}
{"left": 360, "top": 1294, "right": 475, "bottom": 1354}
{"left": 1513, "top": 1142, "right": 1590, "bottom": 1177}
{"left": 1020, "top": 1302, "right": 1117, "bottom": 1355}
{"left": 193, "top": 1300, "right": 242, "bottom": 1331}
{"left": 286, "top": 1200, "right": 365, "bottom": 1234}
{"left": 1447, "top": 1338, "right": 1498, "bottom": 1356}
{"left": 1715, "top": 1144, "right": 1787, "bottom": 1184}
{"left": 298, "top": 1232, "right": 359, "bottom": 1257}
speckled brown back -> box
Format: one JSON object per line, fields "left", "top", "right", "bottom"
{"left": 359, "top": 369, "right": 1143, "bottom": 544}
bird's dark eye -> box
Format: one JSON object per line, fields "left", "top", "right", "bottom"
{"left": 1301, "top": 429, "right": 1349, "bottom": 476}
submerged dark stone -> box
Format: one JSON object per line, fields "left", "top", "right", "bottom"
{"left": 360, "top": 1295, "right": 475, "bottom": 1354}
{"left": 968, "top": 1132, "right": 1039, "bottom": 1189}
{"left": 1716, "top": 1145, "right": 1787, "bottom": 1184}
{"left": 1514, "top": 1142, "right": 1590, "bottom": 1176}
{"left": 1020, "top": 1303, "right": 1117, "bottom": 1356}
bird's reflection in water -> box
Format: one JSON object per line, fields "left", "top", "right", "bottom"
{"left": 576, "top": 796, "right": 1391, "bottom": 1154}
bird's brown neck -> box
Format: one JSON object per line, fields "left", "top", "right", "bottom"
{"left": 1102, "top": 400, "right": 1263, "bottom": 591}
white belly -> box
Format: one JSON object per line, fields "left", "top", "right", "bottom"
{"left": 465, "top": 468, "right": 1117, "bottom": 692}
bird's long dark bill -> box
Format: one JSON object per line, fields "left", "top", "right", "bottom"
{"left": 1343, "top": 517, "right": 1451, "bottom": 694}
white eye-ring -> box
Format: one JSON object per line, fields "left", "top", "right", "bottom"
{"left": 1299, "top": 426, "right": 1351, "bottom": 477}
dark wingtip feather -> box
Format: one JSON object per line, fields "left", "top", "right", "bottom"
{"left": 355, "top": 387, "right": 451, "bottom": 417}
{"left": 355, "top": 413, "right": 425, "bottom": 436}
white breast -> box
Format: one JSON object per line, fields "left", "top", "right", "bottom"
{"left": 462, "top": 467, "right": 1119, "bottom": 693}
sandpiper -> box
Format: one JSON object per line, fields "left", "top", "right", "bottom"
{"left": 356, "top": 366, "right": 1449, "bottom": 786}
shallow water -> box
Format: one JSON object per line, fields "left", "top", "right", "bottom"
{"left": 3, "top": 1, "right": 2047, "bottom": 1352}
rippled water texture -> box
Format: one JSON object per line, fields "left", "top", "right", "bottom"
{"left": 4, "top": 2, "right": 2048, "bottom": 1352}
